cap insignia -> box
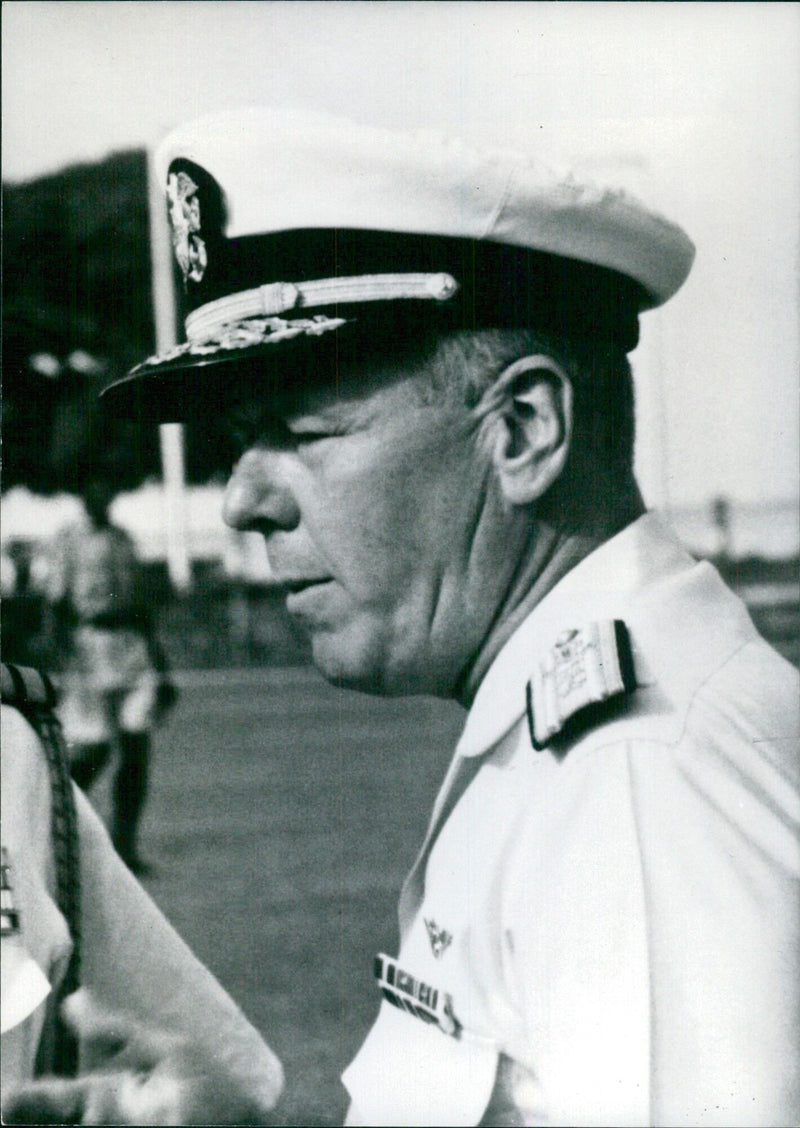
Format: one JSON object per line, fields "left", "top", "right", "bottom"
{"left": 166, "top": 171, "right": 207, "bottom": 285}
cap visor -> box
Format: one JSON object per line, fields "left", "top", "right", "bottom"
{"left": 100, "top": 322, "right": 352, "bottom": 423}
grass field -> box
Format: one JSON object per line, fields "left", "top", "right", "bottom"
{"left": 92, "top": 669, "right": 465, "bottom": 1126}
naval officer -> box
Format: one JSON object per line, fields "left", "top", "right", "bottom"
{"left": 25, "top": 108, "right": 800, "bottom": 1125}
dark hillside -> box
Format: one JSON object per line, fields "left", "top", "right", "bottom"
{"left": 4, "top": 149, "right": 153, "bottom": 366}
{"left": 3, "top": 151, "right": 231, "bottom": 491}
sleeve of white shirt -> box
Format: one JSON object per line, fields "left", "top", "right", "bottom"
{"left": 505, "top": 647, "right": 800, "bottom": 1127}
{"left": 627, "top": 644, "right": 800, "bottom": 1128}
{"left": 74, "top": 785, "right": 283, "bottom": 1107}
{"left": 1, "top": 707, "right": 73, "bottom": 1085}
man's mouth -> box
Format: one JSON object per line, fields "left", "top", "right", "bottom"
{"left": 281, "top": 577, "right": 335, "bottom": 615}
{"left": 279, "top": 577, "right": 331, "bottom": 594}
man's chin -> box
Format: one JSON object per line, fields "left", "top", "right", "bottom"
{"left": 309, "top": 634, "right": 388, "bottom": 695}
{"left": 308, "top": 631, "right": 446, "bottom": 698}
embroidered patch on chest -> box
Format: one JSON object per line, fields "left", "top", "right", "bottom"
{"left": 424, "top": 917, "right": 453, "bottom": 958}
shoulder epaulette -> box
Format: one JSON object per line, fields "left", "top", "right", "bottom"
{"left": 1, "top": 663, "right": 57, "bottom": 710}
{"left": 526, "top": 619, "right": 637, "bottom": 751}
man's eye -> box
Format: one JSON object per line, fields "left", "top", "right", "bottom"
{"left": 291, "top": 428, "right": 324, "bottom": 442}
{"left": 226, "top": 422, "right": 258, "bottom": 456}
{"left": 289, "top": 428, "right": 331, "bottom": 444}
{"left": 225, "top": 413, "right": 292, "bottom": 452}
{"left": 224, "top": 410, "right": 332, "bottom": 453}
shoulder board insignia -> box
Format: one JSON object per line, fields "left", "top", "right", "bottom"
{"left": 526, "top": 620, "right": 636, "bottom": 751}
{"left": 1, "top": 663, "right": 57, "bottom": 710}
{"left": 374, "top": 953, "right": 460, "bottom": 1038}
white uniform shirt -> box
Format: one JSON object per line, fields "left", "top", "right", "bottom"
{"left": 343, "top": 514, "right": 800, "bottom": 1127}
{"left": 1, "top": 703, "right": 281, "bottom": 1102}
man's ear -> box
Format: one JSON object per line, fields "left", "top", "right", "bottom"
{"left": 487, "top": 355, "right": 573, "bottom": 506}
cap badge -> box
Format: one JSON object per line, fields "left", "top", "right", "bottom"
{"left": 166, "top": 171, "right": 207, "bottom": 285}
{"left": 424, "top": 918, "right": 453, "bottom": 959}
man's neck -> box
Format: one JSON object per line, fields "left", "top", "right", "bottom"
{"left": 456, "top": 509, "right": 642, "bottom": 708}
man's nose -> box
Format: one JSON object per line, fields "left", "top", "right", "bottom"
{"left": 222, "top": 450, "right": 300, "bottom": 532}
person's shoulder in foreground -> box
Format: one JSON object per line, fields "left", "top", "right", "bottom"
{"left": 1, "top": 662, "right": 283, "bottom": 1125}
{"left": 100, "top": 107, "right": 799, "bottom": 1127}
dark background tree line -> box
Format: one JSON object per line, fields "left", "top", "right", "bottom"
{"left": 3, "top": 152, "right": 797, "bottom": 670}
{"left": 3, "top": 151, "right": 227, "bottom": 494}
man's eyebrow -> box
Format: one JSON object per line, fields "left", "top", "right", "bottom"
{"left": 289, "top": 399, "right": 368, "bottom": 425}
{"left": 285, "top": 386, "right": 382, "bottom": 428}
{"left": 226, "top": 389, "right": 376, "bottom": 435}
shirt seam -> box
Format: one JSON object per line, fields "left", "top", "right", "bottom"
{"left": 554, "top": 635, "right": 756, "bottom": 766}
{"left": 667, "top": 635, "right": 755, "bottom": 750}
{"left": 623, "top": 739, "right": 655, "bottom": 1125}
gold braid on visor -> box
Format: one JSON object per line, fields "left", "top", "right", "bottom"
{"left": 185, "top": 272, "right": 459, "bottom": 345}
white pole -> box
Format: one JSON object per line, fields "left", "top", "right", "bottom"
{"left": 632, "top": 311, "right": 670, "bottom": 513}
{"left": 148, "top": 149, "right": 192, "bottom": 591}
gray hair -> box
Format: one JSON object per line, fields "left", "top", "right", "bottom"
{"left": 410, "top": 328, "right": 640, "bottom": 531}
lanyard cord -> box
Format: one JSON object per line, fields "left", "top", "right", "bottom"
{"left": 2, "top": 663, "right": 81, "bottom": 1077}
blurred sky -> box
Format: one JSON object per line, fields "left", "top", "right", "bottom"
{"left": 3, "top": 1, "right": 799, "bottom": 510}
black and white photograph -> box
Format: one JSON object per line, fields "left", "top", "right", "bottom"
{"left": 2, "top": 2, "right": 799, "bottom": 1124}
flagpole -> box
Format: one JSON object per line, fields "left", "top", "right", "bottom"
{"left": 148, "top": 148, "right": 192, "bottom": 592}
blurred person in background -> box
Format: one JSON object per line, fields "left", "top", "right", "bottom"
{"left": 14, "top": 108, "right": 800, "bottom": 1126}
{"left": 41, "top": 476, "right": 176, "bottom": 874}
{"left": 0, "top": 540, "right": 42, "bottom": 668}
{"left": 1, "top": 660, "right": 283, "bottom": 1123}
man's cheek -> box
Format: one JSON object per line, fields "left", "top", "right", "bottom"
{"left": 308, "top": 613, "right": 391, "bottom": 688}
{"left": 315, "top": 508, "right": 406, "bottom": 582}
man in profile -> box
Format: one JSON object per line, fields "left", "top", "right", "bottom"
{"left": 17, "top": 108, "right": 800, "bottom": 1125}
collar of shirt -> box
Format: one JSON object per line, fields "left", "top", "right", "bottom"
{"left": 455, "top": 512, "right": 756, "bottom": 759}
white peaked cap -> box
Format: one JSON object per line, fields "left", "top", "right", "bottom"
{"left": 154, "top": 106, "right": 694, "bottom": 308}
{"left": 101, "top": 107, "right": 696, "bottom": 419}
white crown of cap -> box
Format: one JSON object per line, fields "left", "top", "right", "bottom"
{"left": 155, "top": 106, "right": 695, "bottom": 308}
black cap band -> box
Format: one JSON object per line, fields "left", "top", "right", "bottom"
{"left": 179, "top": 227, "right": 644, "bottom": 353}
